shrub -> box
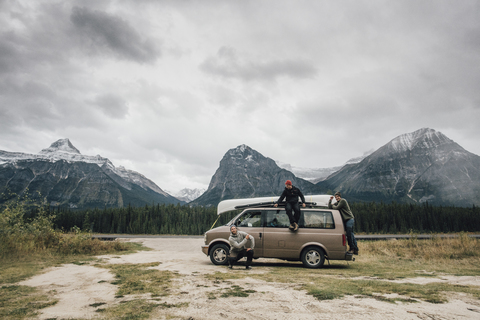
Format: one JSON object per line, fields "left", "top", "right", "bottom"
{"left": 0, "top": 197, "right": 127, "bottom": 257}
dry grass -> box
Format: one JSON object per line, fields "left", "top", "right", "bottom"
{"left": 362, "top": 233, "right": 480, "bottom": 260}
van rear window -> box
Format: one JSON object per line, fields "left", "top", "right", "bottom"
{"left": 302, "top": 211, "right": 335, "bottom": 229}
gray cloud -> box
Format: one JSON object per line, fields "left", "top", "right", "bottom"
{"left": 0, "top": 35, "right": 19, "bottom": 75}
{"left": 70, "top": 6, "right": 160, "bottom": 63}
{"left": 200, "top": 46, "right": 317, "bottom": 82}
{"left": 92, "top": 93, "right": 129, "bottom": 119}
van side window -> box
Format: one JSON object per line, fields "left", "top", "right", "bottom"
{"left": 302, "top": 211, "right": 335, "bottom": 229}
{"left": 237, "top": 211, "right": 262, "bottom": 228}
{"left": 265, "top": 210, "right": 290, "bottom": 228}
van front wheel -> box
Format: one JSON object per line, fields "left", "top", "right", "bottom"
{"left": 301, "top": 246, "right": 325, "bottom": 268}
{"left": 210, "top": 244, "right": 230, "bottom": 265}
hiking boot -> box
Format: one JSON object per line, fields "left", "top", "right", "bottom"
{"left": 245, "top": 266, "right": 252, "bottom": 270}
{"left": 293, "top": 222, "right": 299, "bottom": 231}
{"left": 347, "top": 249, "right": 354, "bottom": 254}
{"left": 289, "top": 224, "right": 294, "bottom": 230}
{"left": 228, "top": 264, "right": 233, "bottom": 269}
{"left": 353, "top": 249, "right": 359, "bottom": 255}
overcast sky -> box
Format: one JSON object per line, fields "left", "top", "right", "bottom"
{"left": 1, "top": 0, "right": 479, "bottom": 194}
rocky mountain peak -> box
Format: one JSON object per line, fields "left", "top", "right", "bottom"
{"left": 192, "top": 144, "right": 324, "bottom": 206}
{"left": 318, "top": 128, "right": 480, "bottom": 206}
{"left": 228, "top": 144, "right": 254, "bottom": 157}
{"left": 39, "top": 138, "right": 81, "bottom": 155}
{"left": 223, "top": 144, "right": 266, "bottom": 167}
{"left": 387, "top": 128, "right": 453, "bottom": 153}
{"left": 1, "top": 139, "right": 181, "bottom": 208}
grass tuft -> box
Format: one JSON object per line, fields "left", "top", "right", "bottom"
{"left": 0, "top": 285, "right": 58, "bottom": 320}
{"left": 100, "top": 262, "right": 175, "bottom": 297}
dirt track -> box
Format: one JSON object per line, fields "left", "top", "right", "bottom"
{"left": 20, "top": 238, "right": 480, "bottom": 319}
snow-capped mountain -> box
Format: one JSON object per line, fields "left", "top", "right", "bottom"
{"left": 275, "top": 161, "right": 341, "bottom": 182}
{"left": 0, "top": 139, "right": 182, "bottom": 208}
{"left": 1, "top": 138, "right": 171, "bottom": 197}
{"left": 1, "top": 138, "right": 114, "bottom": 169}
{"left": 276, "top": 150, "right": 373, "bottom": 183}
{"left": 317, "top": 128, "right": 480, "bottom": 206}
{"left": 171, "top": 188, "right": 206, "bottom": 203}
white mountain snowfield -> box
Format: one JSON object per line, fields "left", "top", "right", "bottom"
{"left": 171, "top": 188, "right": 207, "bottom": 203}
{"left": 276, "top": 150, "right": 373, "bottom": 183}
{"left": 0, "top": 138, "right": 170, "bottom": 198}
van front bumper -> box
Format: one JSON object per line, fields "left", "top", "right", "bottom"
{"left": 201, "top": 245, "right": 209, "bottom": 256}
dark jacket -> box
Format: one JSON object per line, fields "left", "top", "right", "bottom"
{"left": 277, "top": 186, "right": 306, "bottom": 204}
{"left": 328, "top": 198, "right": 355, "bottom": 221}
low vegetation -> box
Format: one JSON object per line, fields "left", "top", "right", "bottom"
{"left": 95, "top": 262, "right": 185, "bottom": 320}
{"left": 0, "top": 198, "right": 134, "bottom": 319}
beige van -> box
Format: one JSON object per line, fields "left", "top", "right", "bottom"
{"left": 202, "top": 204, "right": 354, "bottom": 268}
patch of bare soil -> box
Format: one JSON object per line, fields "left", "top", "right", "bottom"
{"left": 19, "top": 238, "right": 480, "bottom": 319}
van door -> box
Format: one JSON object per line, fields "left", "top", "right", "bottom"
{"left": 262, "top": 209, "right": 300, "bottom": 259}
{"left": 234, "top": 210, "right": 264, "bottom": 257}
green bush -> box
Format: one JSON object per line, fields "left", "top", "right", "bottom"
{"left": 0, "top": 198, "right": 127, "bottom": 257}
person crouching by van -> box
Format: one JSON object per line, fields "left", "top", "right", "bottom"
{"left": 328, "top": 192, "right": 359, "bottom": 255}
{"left": 274, "top": 180, "right": 306, "bottom": 231}
{"left": 228, "top": 225, "right": 255, "bottom": 269}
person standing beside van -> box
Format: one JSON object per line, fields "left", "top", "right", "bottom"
{"left": 328, "top": 192, "right": 359, "bottom": 255}
{"left": 274, "top": 180, "right": 306, "bottom": 231}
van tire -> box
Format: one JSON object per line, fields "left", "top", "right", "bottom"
{"left": 210, "top": 244, "right": 230, "bottom": 265}
{"left": 301, "top": 246, "right": 325, "bottom": 268}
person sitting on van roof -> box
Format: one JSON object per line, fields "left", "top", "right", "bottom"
{"left": 228, "top": 225, "right": 255, "bottom": 269}
{"left": 274, "top": 180, "right": 306, "bottom": 231}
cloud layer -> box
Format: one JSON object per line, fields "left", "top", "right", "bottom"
{"left": 1, "top": 0, "right": 479, "bottom": 193}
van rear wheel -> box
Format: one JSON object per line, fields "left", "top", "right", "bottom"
{"left": 210, "top": 244, "right": 230, "bottom": 265}
{"left": 301, "top": 246, "right": 325, "bottom": 268}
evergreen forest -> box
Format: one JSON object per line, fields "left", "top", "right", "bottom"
{"left": 26, "top": 202, "right": 480, "bottom": 235}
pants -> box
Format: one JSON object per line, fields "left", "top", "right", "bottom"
{"left": 345, "top": 218, "right": 358, "bottom": 250}
{"left": 285, "top": 202, "right": 301, "bottom": 225}
{"left": 229, "top": 249, "right": 254, "bottom": 266}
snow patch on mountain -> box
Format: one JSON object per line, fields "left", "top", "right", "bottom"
{"left": 39, "top": 138, "right": 80, "bottom": 154}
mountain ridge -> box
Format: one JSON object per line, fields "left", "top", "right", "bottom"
{"left": 317, "top": 128, "right": 480, "bottom": 206}
{"left": 0, "top": 139, "right": 183, "bottom": 208}
{"left": 191, "top": 144, "right": 325, "bottom": 207}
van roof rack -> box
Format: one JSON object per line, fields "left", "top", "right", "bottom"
{"left": 217, "top": 195, "right": 332, "bottom": 215}
{"left": 234, "top": 201, "right": 319, "bottom": 210}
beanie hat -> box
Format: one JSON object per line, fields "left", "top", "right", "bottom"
{"left": 285, "top": 180, "right": 292, "bottom": 185}
{"left": 334, "top": 191, "right": 341, "bottom": 197}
